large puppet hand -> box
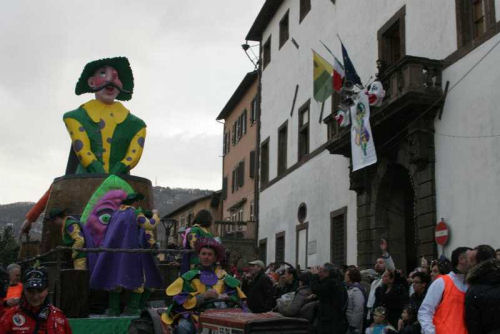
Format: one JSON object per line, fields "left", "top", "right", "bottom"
{"left": 110, "top": 162, "right": 128, "bottom": 175}
{"left": 88, "top": 160, "right": 106, "bottom": 174}
{"left": 20, "top": 219, "right": 32, "bottom": 235}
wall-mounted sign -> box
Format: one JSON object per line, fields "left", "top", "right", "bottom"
{"left": 435, "top": 219, "right": 449, "bottom": 246}
{"left": 307, "top": 240, "right": 317, "bottom": 255}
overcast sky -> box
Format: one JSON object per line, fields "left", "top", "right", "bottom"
{"left": 0, "top": 1, "right": 264, "bottom": 204}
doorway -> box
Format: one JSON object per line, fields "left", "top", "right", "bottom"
{"left": 375, "top": 164, "right": 416, "bottom": 274}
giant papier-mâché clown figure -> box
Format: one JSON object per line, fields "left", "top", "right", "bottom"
{"left": 78, "top": 174, "right": 134, "bottom": 273}
{"left": 89, "top": 191, "right": 163, "bottom": 315}
{"left": 162, "top": 238, "right": 246, "bottom": 333}
{"left": 77, "top": 175, "right": 163, "bottom": 315}
{"left": 64, "top": 57, "right": 146, "bottom": 175}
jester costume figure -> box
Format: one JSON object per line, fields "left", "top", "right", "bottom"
{"left": 48, "top": 208, "right": 87, "bottom": 270}
{"left": 63, "top": 57, "right": 146, "bottom": 175}
{"left": 162, "top": 238, "right": 246, "bottom": 334}
{"left": 90, "top": 192, "right": 163, "bottom": 315}
{"left": 181, "top": 209, "right": 216, "bottom": 274}
{"left": 79, "top": 175, "right": 136, "bottom": 274}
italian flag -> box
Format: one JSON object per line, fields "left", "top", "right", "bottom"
{"left": 332, "top": 55, "right": 345, "bottom": 92}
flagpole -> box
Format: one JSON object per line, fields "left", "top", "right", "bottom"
{"left": 319, "top": 40, "right": 336, "bottom": 59}
{"left": 319, "top": 101, "right": 325, "bottom": 123}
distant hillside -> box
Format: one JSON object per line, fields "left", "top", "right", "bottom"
{"left": 152, "top": 186, "right": 214, "bottom": 217}
{"left": 0, "top": 202, "right": 38, "bottom": 237}
{"left": 0, "top": 187, "right": 214, "bottom": 239}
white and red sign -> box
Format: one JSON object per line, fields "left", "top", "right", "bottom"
{"left": 435, "top": 219, "right": 449, "bottom": 246}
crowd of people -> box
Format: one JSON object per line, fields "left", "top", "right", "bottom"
{"left": 237, "top": 240, "right": 500, "bottom": 334}
{"left": 2, "top": 230, "right": 499, "bottom": 334}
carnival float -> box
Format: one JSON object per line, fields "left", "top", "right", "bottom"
{"left": 17, "top": 57, "right": 310, "bottom": 334}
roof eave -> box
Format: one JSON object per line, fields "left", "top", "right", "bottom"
{"left": 245, "top": 0, "right": 284, "bottom": 42}
{"left": 216, "top": 71, "right": 258, "bottom": 121}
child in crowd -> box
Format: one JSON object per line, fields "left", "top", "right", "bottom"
{"left": 365, "top": 306, "right": 397, "bottom": 334}
{"left": 397, "top": 305, "right": 421, "bottom": 334}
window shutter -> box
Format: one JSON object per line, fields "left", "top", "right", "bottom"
{"left": 231, "top": 169, "right": 235, "bottom": 193}
{"left": 223, "top": 133, "right": 227, "bottom": 156}
{"left": 249, "top": 151, "right": 256, "bottom": 178}
{"left": 276, "top": 235, "right": 285, "bottom": 264}
{"left": 238, "top": 161, "right": 244, "bottom": 187}
{"left": 250, "top": 101, "right": 255, "bottom": 123}
{"left": 222, "top": 177, "right": 227, "bottom": 200}
{"left": 242, "top": 110, "right": 247, "bottom": 134}
{"left": 232, "top": 123, "right": 236, "bottom": 145}
{"left": 238, "top": 117, "right": 242, "bottom": 140}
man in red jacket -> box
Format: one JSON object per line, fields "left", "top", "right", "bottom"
{"left": 0, "top": 267, "right": 72, "bottom": 334}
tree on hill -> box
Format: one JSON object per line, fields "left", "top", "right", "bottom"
{"left": 0, "top": 225, "right": 20, "bottom": 266}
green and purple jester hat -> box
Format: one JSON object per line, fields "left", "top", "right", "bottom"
{"left": 80, "top": 175, "right": 134, "bottom": 272}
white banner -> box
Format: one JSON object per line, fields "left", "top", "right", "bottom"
{"left": 350, "top": 92, "right": 377, "bottom": 171}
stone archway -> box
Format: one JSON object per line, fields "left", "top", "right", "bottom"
{"left": 375, "top": 164, "right": 416, "bottom": 273}
{"left": 354, "top": 119, "right": 438, "bottom": 272}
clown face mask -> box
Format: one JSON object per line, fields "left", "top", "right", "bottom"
{"left": 87, "top": 66, "right": 123, "bottom": 104}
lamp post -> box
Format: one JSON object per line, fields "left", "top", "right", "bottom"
{"left": 160, "top": 218, "right": 177, "bottom": 247}
{"left": 241, "top": 41, "right": 259, "bottom": 69}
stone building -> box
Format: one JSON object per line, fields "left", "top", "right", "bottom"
{"left": 160, "top": 191, "right": 222, "bottom": 247}
{"left": 247, "top": 0, "right": 500, "bottom": 271}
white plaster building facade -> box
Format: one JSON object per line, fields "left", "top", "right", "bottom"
{"left": 247, "top": 0, "right": 500, "bottom": 269}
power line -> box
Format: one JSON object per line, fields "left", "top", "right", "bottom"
{"left": 435, "top": 132, "right": 500, "bottom": 139}
{"left": 448, "top": 37, "right": 500, "bottom": 92}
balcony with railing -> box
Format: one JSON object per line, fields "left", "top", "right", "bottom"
{"left": 214, "top": 220, "right": 257, "bottom": 240}
{"left": 326, "top": 56, "right": 444, "bottom": 157}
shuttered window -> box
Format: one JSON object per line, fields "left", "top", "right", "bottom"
{"left": 330, "top": 207, "right": 347, "bottom": 266}
{"left": 250, "top": 97, "right": 257, "bottom": 125}
{"left": 249, "top": 150, "right": 256, "bottom": 178}
{"left": 259, "top": 239, "right": 267, "bottom": 264}
{"left": 275, "top": 232, "right": 285, "bottom": 264}
{"left": 278, "top": 121, "right": 288, "bottom": 176}
{"left": 242, "top": 110, "right": 247, "bottom": 135}
{"left": 222, "top": 177, "right": 227, "bottom": 200}
{"left": 238, "top": 161, "right": 244, "bottom": 187}
{"left": 298, "top": 101, "right": 310, "bottom": 161}
{"left": 456, "top": 0, "right": 495, "bottom": 48}
{"left": 263, "top": 37, "right": 271, "bottom": 69}
{"left": 261, "top": 139, "right": 269, "bottom": 186}
{"left": 300, "top": 0, "right": 311, "bottom": 23}
{"left": 279, "top": 10, "right": 289, "bottom": 49}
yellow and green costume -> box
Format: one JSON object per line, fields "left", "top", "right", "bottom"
{"left": 161, "top": 267, "right": 246, "bottom": 327}
{"left": 61, "top": 216, "right": 86, "bottom": 270}
{"left": 63, "top": 99, "right": 146, "bottom": 175}
{"left": 186, "top": 225, "right": 214, "bottom": 269}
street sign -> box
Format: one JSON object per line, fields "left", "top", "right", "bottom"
{"left": 435, "top": 219, "right": 449, "bottom": 246}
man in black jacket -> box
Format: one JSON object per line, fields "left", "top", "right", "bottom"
{"left": 409, "top": 271, "right": 430, "bottom": 311}
{"left": 310, "top": 263, "right": 348, "bottom": 334}
{"left": 242, "top": 260, "right": 276, "bottom": 313}
{"left": 465, "top": 244, "right": 500, "bottom": 334}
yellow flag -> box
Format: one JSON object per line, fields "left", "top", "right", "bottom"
{"left": 313, "top": 51, "right": 333, "bottom": 102}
